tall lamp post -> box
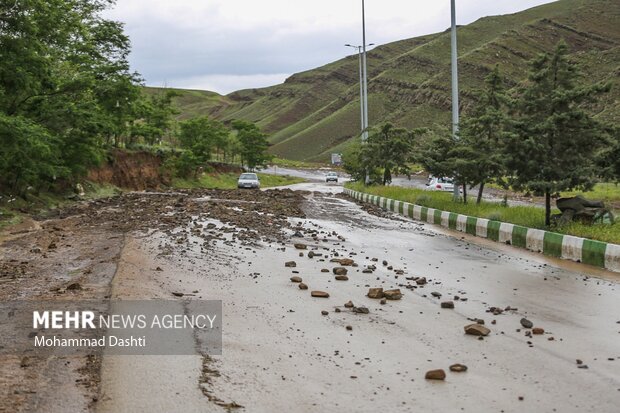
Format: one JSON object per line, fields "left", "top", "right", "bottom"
{"left": 345, "top": 43, "right": 374, "bottom": 139}
{"left": 450, "top": 0, "right": 460, "bottom": 201}
{"left": 361, "top": 0, "right": 369, "bottom": 141}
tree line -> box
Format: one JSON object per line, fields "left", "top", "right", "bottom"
{"left": 344, "top": 42, "right": 620, "bottom": 226}
{"left": 0, "top": 0, "right": 270, "bottom": 197}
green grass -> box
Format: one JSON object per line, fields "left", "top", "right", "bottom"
{"left": 562, "top": 183, "right": 620, "bottom": 206}
{"left": 347, "top": 182, "right": 620, "bottom": 244}
{"left": 0, "top": 207, "right": 22, "bottom": 231}
{"left": 270, "top": 157, "right": 326, "bottom": 169}
{"left": 0, "top": 181, "right": 122, "bottom": 232}
{"left": 172, "top": 172, "right": 305, "bottom": 190}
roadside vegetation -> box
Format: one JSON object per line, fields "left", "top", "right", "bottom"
{"left": 0, "top": 0, "right": 276, "bottom": 217}
{"left": 346, "top": 182, "right": 620, "bottom": 244}
{"left": 344, "top": 42, "right": 620, "bottom": 231}
{"left": 270, "top": 157, "right": 327, "bottom": 169}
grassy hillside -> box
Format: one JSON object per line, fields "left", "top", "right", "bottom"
{"left": 152, "top": 0, "right": 620, "bottom": 161}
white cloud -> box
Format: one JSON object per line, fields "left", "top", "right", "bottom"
{"left": 105, "top": 0, "right": 556, "bottom": 93}
{"left": 164, "top": 73, "right": 291, "bottom": 95}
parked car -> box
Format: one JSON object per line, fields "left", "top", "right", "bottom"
{"left": 237, "top": 173, "right": 260, "bottom": 189}
{"left": 425, "top": 176, "right": 454, "bottom": 192}
{"left": 326, "top": 172, "right": 339, "bottom": 183}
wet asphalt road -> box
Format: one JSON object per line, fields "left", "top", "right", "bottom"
{"left": 98, "top": 176, "right": 620, "bottom": 413}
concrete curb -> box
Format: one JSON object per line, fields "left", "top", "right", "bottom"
{"left": 344, "top": 188, "right": 620, "bottom": 273}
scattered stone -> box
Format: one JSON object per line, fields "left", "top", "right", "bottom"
{"left": 380, "top": 298, "right": 387, "bottom": 305}
{"left": 335, "top": 308, "right": 341, "bottom": 313}
{"left": 532, "top": 327, "right": 544, "bottom": 335}
{"left": 290, "top": 276, "right": 302, "bottom": 283}
{"left": 416, "top": 277, "right": 427, "bottom": 285}
{"left": 155, "top": 266, "right": 163, "bottom": 271}
{"left": 333, "top": 267, "right": 348, "bottom": 275}
{"left": 346, "top": 325, "right": 353, "bottom": 331}
{"left": 425, "top": 369, "right": 446, "bottom": 380}
{"left": 520, "top": 318, "right": 533, "bottom": 329}
{"left": 367, "top": 288, "right": 384, "bottom": 299}
{"left": 441, "top": 301, "right": 455, "bottom": 309}
{"left": 430, "top": 291, "right": 442, "bottom": 298}
{"left": 334, "top": 258, "right": 355, "bottom": 266}
{"left": 321, "top": 310, "right": 329, "bottom": 316}
{"left": 449, "top": 364, "right": 468, "bottom": 372}
{"left": 294, "top": 243, "right": 307, "bottom": 250}
{"left": 321, "top": 268, "right": 330, "bottom": 273}
{"left": 308, "top": 251, "right": 315, "bottom": 258}
{"left": 383, "top": 289, "right": 402, "bottom": 300}
{"left": 285, "top": 261, "right": 297, "bottom": 267}
{"left": 298, "top": 283, "right": 308, "bottom": 290}
{"left": 352, "top": 306, "right": 369, "bottom": 314}
{"left": 344, "top": 301, "right": 354, "bottom": 308}
{"left": 335, "top": 275, "right": 349, "bottom": 281}
{"left": 311, "top": 291, "right": 329, "bottom": 298}
{"left": 172, "top": 292, "right": 184, "bottom": 297}
{"left": 66, "top": 282, "right": 82, "bottom": 291}
{"left": 464, "top": 324, "right": 490, "bottom": 336}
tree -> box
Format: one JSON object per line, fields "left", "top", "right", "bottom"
{"left": 130, "top": 89, "right": 179, "bottom": 146}
{"left": 459, "top": 66, "right": 510, "bottom": 204}
{"left": 0, "top": 0, "right": 144, "bottom": 192}
{"left": 0, "top": 113, "right": 66, "bottom": 195}
{"left": 597, "top": 125, "right": 620, "bottom": 183}
{"left": 178, "top": 116, "right": 228, "bottom": 163}
{"left": 231, "top": 120, "right": 272, "bottom": 169}
{"left": 363, "top": 123, "right": 421, "bottom": 185}
{"left": 418, "top": 133, "right": 477, "bottom": 203}
{"left": 505, "top": 41, "right": 610, "bottom": 226}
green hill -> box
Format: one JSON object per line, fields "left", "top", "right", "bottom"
{"left": 152, "top": 0, "right": 620, "bottom": 161}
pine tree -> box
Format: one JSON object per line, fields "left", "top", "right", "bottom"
{"left": 459, "top": 65, "right": 510, "bottom": 204}
{"left": 505, "top": 41, "right": 610, "bottom": 226}
{"left": 363, "top": 123, "right": 422, "bottom": 185}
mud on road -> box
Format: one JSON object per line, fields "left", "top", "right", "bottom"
{"left": 0, "top": 188, "right": 305, "bottom": 412}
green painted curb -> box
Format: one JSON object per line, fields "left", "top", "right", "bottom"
{"left": 344, "top": 188, "right": 619, "bottom": 273}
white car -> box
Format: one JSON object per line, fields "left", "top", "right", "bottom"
{"left": 325, "top": 172, "right": 338, "bottom": 183}
{"left": 425, "top": 176, "right": 454, "bottom": 192}
{"left": 237, "top": 173, "right": 260, "bottom": 189}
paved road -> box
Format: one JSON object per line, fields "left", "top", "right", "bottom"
{"left": 100, "top": 179, "right": 620, "bottom": 412}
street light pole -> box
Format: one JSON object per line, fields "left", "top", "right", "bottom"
{"left": 345, "top": 45, "right": 365, "bottom": 134}
{"left": 346, "top": 43, "right": 374, "bottom": 138}
{"left": 450, "top": 0, "right": 460, "bottom": 201}
{"left": 361, "top": 0, "right": 369, "bottom": 141}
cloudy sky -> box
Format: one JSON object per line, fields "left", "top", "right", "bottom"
{"left": 105, "top": 0, "right": 556, "bottom": 94}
